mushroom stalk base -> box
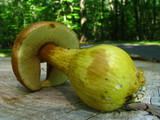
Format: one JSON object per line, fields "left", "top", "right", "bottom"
{"left": 39, "top": 43, "right": 78, "bottom": 75}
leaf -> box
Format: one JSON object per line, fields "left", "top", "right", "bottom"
{"left": 67, "top": 15, "right": 72, "bottom": 19}
{"left": 73, "top": 7, "right": 80, "bottom": 10}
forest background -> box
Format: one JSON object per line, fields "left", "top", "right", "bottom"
{"left": 0, "top": 0, "right": 160, "bottom": 48}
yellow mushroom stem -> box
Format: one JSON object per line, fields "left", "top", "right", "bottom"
{"left": 39, "top": 43, "right": 78, "bottom": 74}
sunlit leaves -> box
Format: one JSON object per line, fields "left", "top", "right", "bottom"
{"left": 0, "top": 0, "right": 160, "bottom": 47}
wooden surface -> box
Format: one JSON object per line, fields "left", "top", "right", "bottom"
{"left": 0, "top": 57, "right": 159, "bottom": 120}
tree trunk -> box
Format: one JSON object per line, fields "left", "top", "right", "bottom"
{"left": 120, "top": 0, "right": 126, "bottom": 41}
{"left": 133, "top": 0, "right": 140, "bottom": 41}
{"left": 80, "top": 0, "right": 88, "bottom": 42}
{"left": 93, "top": 0, "right": 98, "bottom": 41}
{"left": 114, "top": 0, "right": 118, "bottom": 41}
{"left": 152, "top": 0, "right": 156, "bottom": 40}
{"left": 100, "top": 0, "right": 105, "bottom": 41}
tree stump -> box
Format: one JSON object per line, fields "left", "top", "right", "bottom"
{"left": 0, "top": 57, "right": 159, "bottom": 120}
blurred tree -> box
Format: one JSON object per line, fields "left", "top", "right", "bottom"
{"left": 0, "top": 0, "right": 160, "bottom": 48}
{"left": 80, "top": 0, "right": 88, "bottom": 42}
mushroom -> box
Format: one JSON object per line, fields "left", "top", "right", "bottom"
{"left": 12, "top": 21, "right": 79, "bottom": 91}
{"left": 12, "top": 21, "right": 145, "bottom": 111}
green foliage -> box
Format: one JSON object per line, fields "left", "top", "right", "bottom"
{"left": 0, "top": 0, "right": 160, "bottom": 48}
{"left": 0, "top": 0, "right": 81, "bottom": 47}
{"left": 0, "top": 49, "right": 12, "bottom": 57}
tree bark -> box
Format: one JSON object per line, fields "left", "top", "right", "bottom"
{"left": 114, "top": 0, "right": 119, "bottom": 41}
{"left": 120, "top": 0, "right": 126, "bottom": 41}
{"left": 80, "top": 0, "right": 88, "bottom": 42}
{"left": 133, "top": 0, "right": 140, "bottom": 41}
{"left": 152, "top": 0, "right": 156, "bottom": 40}
{"left": 93, "top": 0, "right": 97, "bottom": 41}
{"left": 100, "top": 0, "right": 105, "bottom": 41}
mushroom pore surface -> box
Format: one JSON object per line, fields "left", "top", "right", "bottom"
{"left": 12, "top": 22, "right": 79, "bottom": 91}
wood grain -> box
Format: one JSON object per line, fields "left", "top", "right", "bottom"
{"left": 0, "top": 57, "right": 159, "bottom": 120}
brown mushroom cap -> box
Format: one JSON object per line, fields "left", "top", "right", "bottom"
{"left": 12, "top": 21, "right": 79, "bottom": 91}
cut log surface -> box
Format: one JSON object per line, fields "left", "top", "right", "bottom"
{"left": 0, "top": 57, "right": 159, "bottom": 120}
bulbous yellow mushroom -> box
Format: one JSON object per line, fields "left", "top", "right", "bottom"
{"left": 68, "top": 45, "right": 145, "bottom": 111}
{"left": 39, "top": 44, "right": 145, "bottom": 111}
